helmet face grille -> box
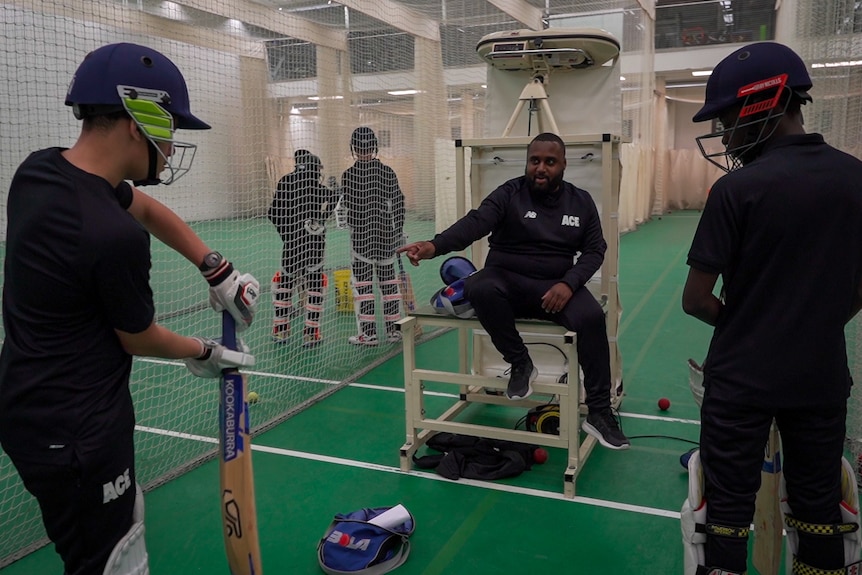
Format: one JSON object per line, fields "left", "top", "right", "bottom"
{"left": 695, "top": 89, "right": 790, "bottom": 174}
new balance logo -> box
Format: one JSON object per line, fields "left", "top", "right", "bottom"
{"left": 524, "top": 211, "right": 537, "bottom": 219}
{"left": 561, "top": 215, "right": 580, "bottom": 227}
{"left": 102, "top": 468, "right": 132, "bottom": 503}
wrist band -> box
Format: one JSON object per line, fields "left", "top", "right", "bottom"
{"left": 196, "top": 339, "right": 212, "bottom": 361}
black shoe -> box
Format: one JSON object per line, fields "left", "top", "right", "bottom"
{"left": 506, "top": 358, "right": 537, "bottom": 400}
{"left": 582, "top": 409, "right": 630, "bottom": 450}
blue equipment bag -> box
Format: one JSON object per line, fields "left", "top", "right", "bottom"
{"left": 318, "top": 506, "right": 415, "bottom": 575}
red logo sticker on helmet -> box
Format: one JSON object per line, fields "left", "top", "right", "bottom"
{"left": 737, "top": 73, "right": 787, "bottom": 118}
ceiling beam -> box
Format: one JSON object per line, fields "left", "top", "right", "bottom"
{"left": 485, "top": 0, "right": 543, "bottom": 30}
{"left": 172, "top": 0, "right": 347, "bottom": 50}
{"left": 338, "top": 0, "right": 439, "bottom": 41}
{"left": 8, "top": 0, "right": 263, "bottom": 56}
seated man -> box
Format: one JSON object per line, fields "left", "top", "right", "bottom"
{"left": 398, "top": 132, "right": 628, "bottom": 450}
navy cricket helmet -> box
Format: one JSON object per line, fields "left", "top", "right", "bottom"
{"left": 65, "top": 43, "right": 209, "bottom": 185}
{"left": 65, "top": 43, "right": 210, "bottom": 130}
{"left": 693, "top": 42, "right": 812, "bottom": 123}
{"left": 693, "top": 42, "right": 812, "bottom": 172}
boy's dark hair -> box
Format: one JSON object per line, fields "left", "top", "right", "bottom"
{"left": 82, "top": 110, "right": 130, "bottom": 132}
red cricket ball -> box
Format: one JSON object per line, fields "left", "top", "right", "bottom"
{"left": 658, "top": 397, "right": 671, "bottom": 411}
{"left": 533, "top": 448, "right": 548, "bottom": 464}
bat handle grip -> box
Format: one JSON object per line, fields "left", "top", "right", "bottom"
{"left": 222, "top": 311, "right": 238, "bottom": 351}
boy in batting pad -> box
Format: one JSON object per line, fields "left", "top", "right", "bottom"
{"left": 268, "top": 149, "right": 338, "bottom": 347}
{"left": 0, "top": 43, "right": 258, "bottom": 575}
{"left": 341, "top": 127, "right": 407, "bottom": 345}
{"left": 680, "top": 42, "right": 862, "bottom": 575}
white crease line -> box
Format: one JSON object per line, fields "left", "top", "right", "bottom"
{"left": 136, "top": 424, "right": 680, "bottom": 520}
{"left": 345, "top": 383, "right": 701, "bottom": 424}
{"left": 622, "top": 412, "right": 700, "bottom": 425}
{"left": 137, "top": 358, "right": 341, "bottom": 385}
{"left": 348, "top": 382, "right": 457, "bottom": 398}
{"left": 136, "top": 359, "right": 700, "bottom": 423}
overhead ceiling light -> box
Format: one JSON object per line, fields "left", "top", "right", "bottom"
{"left": 290, "top": 106, "right": 300, "bottom": 115}
{"left": 620, "top": 76, "right": 626, "bottom": 81}
{"left": 812, "top": 60, "right": 862, "bottom": 68}
{"left": 307, "top": 95, "right": 343, "bottom": 101}
{"left": 388, "top": 89, "right": 421, "bottom": 96}
{"left": 691, "top": 70, "right": 713, "bottom": 77}
{"left": 667, "top": 82, "right": 708, "bottom": 89}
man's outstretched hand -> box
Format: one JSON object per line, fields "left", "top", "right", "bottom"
{"left": 397, "top": 241, "right": 436, "bottom": 266}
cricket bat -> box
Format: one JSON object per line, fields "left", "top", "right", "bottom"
{"left": 220, "top": 312, "right": 263, "bottom": 575}
{"left": 396, "top": 253, "right": 422, "bottom": 339}
{"left": 752, "top": 420, "right": 782, "bottom": 575}
{"left": 396, "top": 253, "right": 416, "bottom": 313}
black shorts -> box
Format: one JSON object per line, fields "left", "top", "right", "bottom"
{"left": 8, "top": 435, "right": 137, "bottom": 575}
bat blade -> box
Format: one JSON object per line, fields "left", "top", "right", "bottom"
{"left": 396, "top": 254, "right": 423, "bottom": 338}
{"left": 220, "top": 312, "right": 263, "bottom": 575}
{"left": 397, "top": 254, "right": 417, "bottom": 314}
{"left": 752, "top": 421, "right": 782, "bottom": 575}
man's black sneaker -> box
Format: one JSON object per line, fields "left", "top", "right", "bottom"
{"left": 506, "top": 358, "right": 537, "bottom": 400}
{"left": 582, "top": 409, "right": 630, "bottom": 450}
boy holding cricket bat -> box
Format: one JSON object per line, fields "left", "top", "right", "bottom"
{"left": 0, "top": 43, "right": 258, "bottom": 575}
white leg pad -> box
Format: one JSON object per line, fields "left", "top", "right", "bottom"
{"left": 780, "top": 457, "right": 862, "bottom": 574}
{"left": 103, "top": 484, "right": 149, "bottom": 575}
{"left": 682, "top": 449, "right": 707, "bottom": 574}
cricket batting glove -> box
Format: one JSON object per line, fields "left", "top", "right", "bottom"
{"left": 185, "top": 337, "right": 255, "bottom": 378}
{"left": 200, "top": 252, "right": 260, "bottom": 331}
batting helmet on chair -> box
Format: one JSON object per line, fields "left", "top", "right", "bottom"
{"left": 439, "top": 256, "right": 478, "bottom": 285}
{"left": 430, "top": 278, "right": 475, "bottom": 319}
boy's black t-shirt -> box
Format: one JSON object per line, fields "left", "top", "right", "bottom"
{"left": 0, "top": 148, "right": 155, "bottom": 463}
{"left": 688, "top": 134, "right": 862, "bottom": 408}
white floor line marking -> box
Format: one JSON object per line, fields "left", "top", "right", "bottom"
{"left": 136, "top": 360, "right": 701, "bottom": 421}
{"left": 136, "top": 361, "right": 693, "bottom": 520}
{"left": 344, "top": 383, "right": 703, "bottom": 421}
{"left": 622, "top": 412, "right": 700, "bottom": 425}
{"left": 136, "top": 425, "right": 680, "bottom": 520}
{"left": 137, "top": 358, "right": 341, "bottom": 385}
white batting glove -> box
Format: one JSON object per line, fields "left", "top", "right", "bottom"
{"left": 184, "top": 337, "right": 255, "bottom": 378}
{"left": 199, "top": 252, "right": 260, "bottom": 332}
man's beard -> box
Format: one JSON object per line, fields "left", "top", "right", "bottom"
{"left": 527, "top": 171, "right": 563, "bottom": 194}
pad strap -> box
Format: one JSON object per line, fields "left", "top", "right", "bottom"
{"left": 701, "top": 523, "right": 750, "bottom": 539}
{"left": 785, "top": 515, "right": 859, "bottom": 538}
{"left": 789, "top": 556, "right": 861, "bottom": 575}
